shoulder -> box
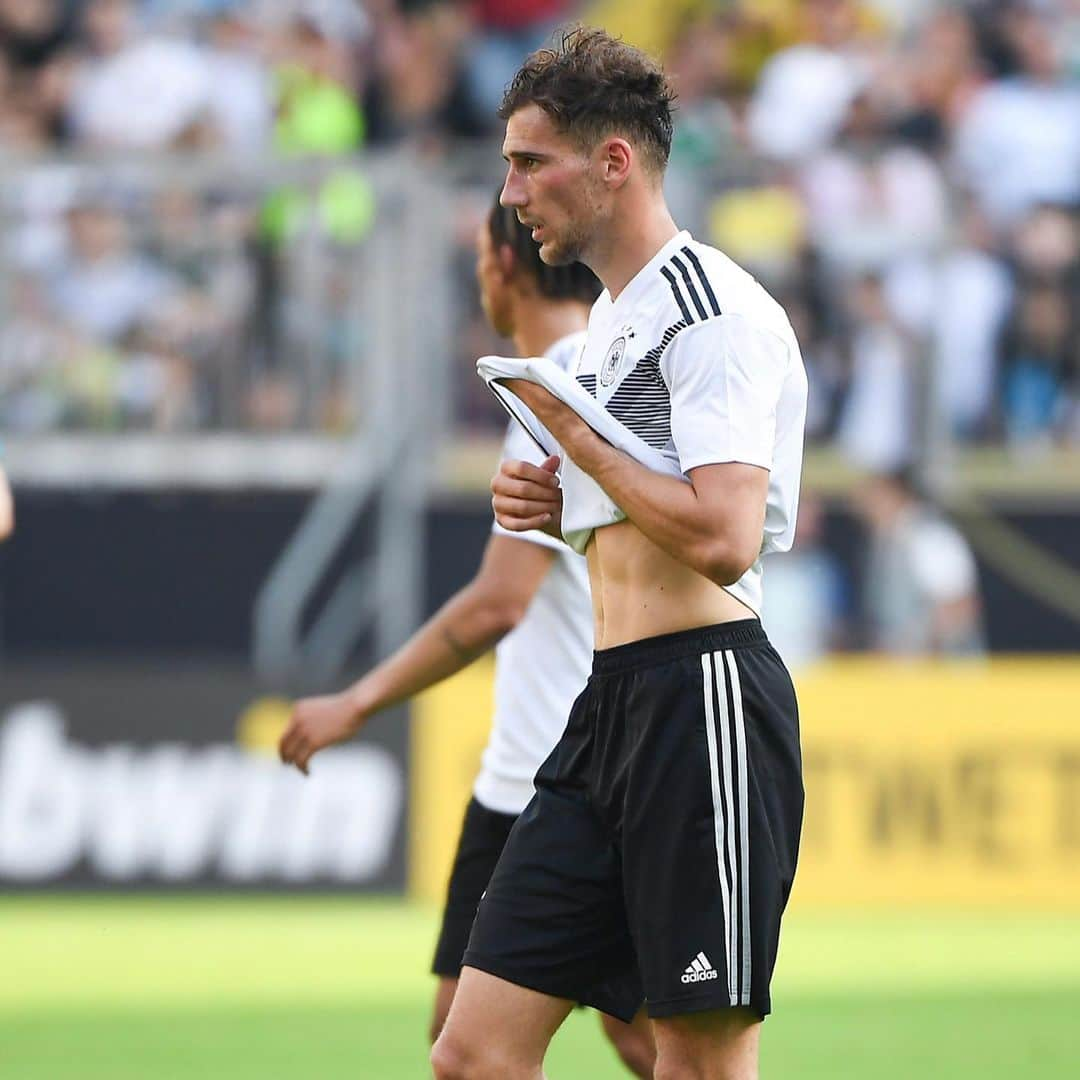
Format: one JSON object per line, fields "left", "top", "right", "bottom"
{"left": 544, "top": 330, "right": 588, "bottom": 375}
{"left": 660, "top": 314, "right": 794, "bottom": 390}
{"left": 652, "top": 239, "right": 726, "bottom": 329}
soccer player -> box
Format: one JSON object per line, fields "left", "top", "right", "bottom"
{"left": 278, "top": 194, "right": 656, "bottom": 1076}
{"left": 432, "top": 29, "right": 808, "bottom": 1080}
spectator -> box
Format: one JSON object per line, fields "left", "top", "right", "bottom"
{"left": 47, "top": 197, "right": 178, "bottom": 342}
{"left": 853, "top": 468, "right": 984, "bottom": 656}
{"left": 463, "top": 0, "right": 577, "bottom": 117}
{"left": 0, "top": 0, "right": 76, "bottom": 73}
{"left": 363, "top": 1, "right": 488, "bottom": 146}
{"left": 952, "top": 4, "right": 1080, "bottom": 228}
{"left": 999, "top": 203, "right": 1080, "bottom": 445}
{"left": 1001, "top": 279, "right": 1076, "bottom": 446}
{"left": 0, "top": 273, "right": 76, "bottom": 431}
{"left": 66, "top": 0, "right": 219, "bottom": 150}
{"left": 783, "top": 277, "right": 847, "bottom": 441}
{"left": 746, "top": 0, "right": 875, "bottom": 161}
{"left": 257, "top": 8, "right": 374, "bottom": 250}
{"left": 662, "top": 12, "right": 741, "bottom": 227}
{"left": 202, "top": 8, "right": 274, "bottom": 153}
{"left": 885, "top": 199, "right": 1014, "bottom": 439}
{"left": 888, "top": 5, "right": 984, "bottom": 152}
{"left": 837, "top": 271, "right": 916, "bottom": 471}
{"left": 798, "top": 89, "right": 949, "bottom": 268}
{"left": 760, "top": 493, "right": 850, "bottom": 669}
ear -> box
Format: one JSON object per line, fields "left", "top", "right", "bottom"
{"left": 496, "top": 242, "right": 516, "bottom": 283}
{"left": 600, "top": 138, "right": 633, "bottom": 189}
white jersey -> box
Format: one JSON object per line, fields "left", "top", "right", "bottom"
{"left": 565, "top": 230, "right": 808, "bottom": 615}
{"left": 473, "top": 332, "right": 594, "bottom": 815}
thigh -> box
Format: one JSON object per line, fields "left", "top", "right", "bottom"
{"left": 434, "top": 966, "right": 574, "bottom": 1076}
{"left": 652, "top": 1007, "right": 760, "bottom": 1080}
{"left": 622, "top": 645, "right": 802, "bottom": 1020}
{"left": 464, "top": 781, "right": 643, "bottom": 1023}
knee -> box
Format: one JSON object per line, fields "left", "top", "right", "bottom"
{"left": 605, "top": 1025, "right": 656, "bottom": 1078}
{"left": 430, "top": 1033, "right": 471, "bottom": 1080}
{"left": 429, "top": 1000, "right": 451, "bottom": 1046}
{"left": 430, "top": 1033, "right": 522, "bottom": 1080}
{"left": 653, "top": 1064, "right": 710, "bottom": 1080}
{"left": 429, "top": 1016, "right": 445, "bottom": 1047}
{"left": 653, "top": 1057, "right": 754, "bottom": 1080}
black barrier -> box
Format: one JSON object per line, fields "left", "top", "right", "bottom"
{"left": 0, "top": 663, "right": 408, "bottom": 890}
{"left": 2, "top": 489, "right": 1079, "bottom": 656}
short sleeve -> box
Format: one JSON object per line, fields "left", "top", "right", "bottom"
{"left": 661, "top": 314, "right": 790, "bottom": 473}
{"left": 909, "top": 519, "right": 977, "bottom": 601}
{"left": 499, "top": 416, "right": 551, "bottom": 470}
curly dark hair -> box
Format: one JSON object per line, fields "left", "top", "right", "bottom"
{"left": 487, "top": 192, "right": 601, "bottom": 305}
{"left": 498, "top": 26, "right": 676, "bottom": 175}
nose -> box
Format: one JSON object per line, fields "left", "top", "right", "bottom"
{"left": 500, "top": 167, "right": 525, "bottom": 209}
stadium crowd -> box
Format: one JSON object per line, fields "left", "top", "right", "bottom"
{"left": 0, "top": 0, "right": 1077, "bottom": 460}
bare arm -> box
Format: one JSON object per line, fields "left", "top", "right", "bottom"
{"left": 279, "top": 532, "right": 555, "bottom": 773}
{"left": 0, "top": 467, "right": 13, "bottom": 541}
{"left": 496, "top": 381, "right": 767, "bottom": 585}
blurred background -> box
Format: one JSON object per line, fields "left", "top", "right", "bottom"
{"left": 1, "top": 0, "right": 1078, "bottom": 1077}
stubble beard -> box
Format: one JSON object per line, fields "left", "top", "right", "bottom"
{"left": 541, "top": 179, "right": 608, "bottom": 268}
{"left": 539, "top": 217, "right": 592, "bottom": 267}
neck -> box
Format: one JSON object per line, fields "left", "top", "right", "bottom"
{"left": 511, "top": 297, "right": 590, "bottom": 358}
{"left": 590, "top": 196, "right": 680, "bottom": 300}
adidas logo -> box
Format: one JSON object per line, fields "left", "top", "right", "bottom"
{"left": 680, "top": 952, "right": 719, "bottom": 984}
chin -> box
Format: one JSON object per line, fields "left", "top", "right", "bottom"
{"left": 538, "top": 240, "right": 573, "bottom": 267}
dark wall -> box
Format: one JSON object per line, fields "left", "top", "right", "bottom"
{"left": 2, "top": 490, "right": 310, "bottom": 655}
{"left": 1, "top": 487, "right": 1077, "bottom": 657}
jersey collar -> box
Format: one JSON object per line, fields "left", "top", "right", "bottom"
{"left": 602, "top": 229, "right": 693, "bottom": 321}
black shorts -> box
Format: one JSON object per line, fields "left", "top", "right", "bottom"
{"left": 432, "top": 796, "right": 518, "bottom": 977}
{"left": 463, "top": 619, "right": 803, "bottom": 1022}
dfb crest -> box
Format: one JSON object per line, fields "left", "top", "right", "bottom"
{"left": 600, "top": 336, "right": 626, "bottom": 387}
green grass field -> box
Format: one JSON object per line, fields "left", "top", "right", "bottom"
{"left": 3, "top": 897, "right": 1079, "bottom": 1078}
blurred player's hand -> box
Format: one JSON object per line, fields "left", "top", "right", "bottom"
{"left": 491, "top": 454, "right": 562, "bottom": 537}
{"left": 278, "top": 693, "right": 362, "bottom": 775}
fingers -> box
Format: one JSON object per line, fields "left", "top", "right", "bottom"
{"left": 497, "top": 458, "right": 561, "bottom": 488}
{"left": 540, "top": 454, "right": 561, "bottom": 474}
{"left": 494, "top": 511, "right": 553, "bottom": 532}
{"left": 492, "top": 490, "right": 552, "bottom": 514}
{"left": 492, "top": 475, "right": 561, "bottom": 503}
{"left": 490, "top": 459, "right": 561, "bottom": 535}
{"left": 278, "top": 721, "right": 312, "bottom": 777}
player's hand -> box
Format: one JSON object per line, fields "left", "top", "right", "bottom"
{"left": 278, "top": 693, "right": 362, "bottom": 776}
{"left": 503, "top": 378, "right": 562, "bottom": 422}
{"left": 502, "top": 380, "right": 595, "bottom": 458}
{"left": 491, "top": 454, "right": 562, "bottom": 535}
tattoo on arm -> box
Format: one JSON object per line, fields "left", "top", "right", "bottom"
{"left": 442, "top": 627, "right": 481, "bottom": 663}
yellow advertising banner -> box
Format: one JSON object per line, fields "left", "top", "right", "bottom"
{"left": 411, "top": 658, "right": 1080, "bottom": 909}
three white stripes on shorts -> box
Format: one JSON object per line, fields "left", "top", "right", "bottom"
{"left": 701, "top": 650, "right": 752, "bottom": 1007}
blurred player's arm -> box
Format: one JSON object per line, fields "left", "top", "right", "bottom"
{"left": 0, "top": 466, "right": 13, "bottom": 541}
{"left": 278, "top": 533, "right": 555, "bottom": 774}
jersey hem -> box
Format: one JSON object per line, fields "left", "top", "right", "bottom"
{"left": 472, "top": 774, "right": 535, "bottom": 816}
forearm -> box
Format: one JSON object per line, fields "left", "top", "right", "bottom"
{"left": 570, "top": 430, "right": 723, "bottom": 576}
{"left": 344, "top": 585, "right": 515, "bottom": 720}
{"left": 506, "top": 382, "right": 762, "bottom": 584}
